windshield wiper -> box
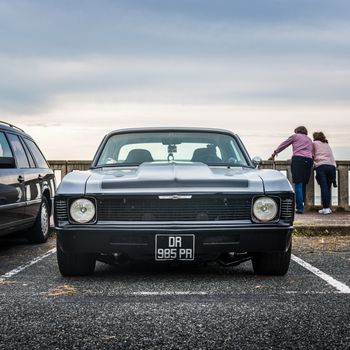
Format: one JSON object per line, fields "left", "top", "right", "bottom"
{"left": 224, "top": 163, "right": 253, "bottom": 169}
{"left": 91, "top": 163, "right": 132, "bottom": 169}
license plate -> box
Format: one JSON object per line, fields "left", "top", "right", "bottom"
{"left": 155, "top": 234, "right": 195, "bottom": 261}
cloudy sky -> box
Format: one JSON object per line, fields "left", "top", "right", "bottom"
{"left": 1, "top": 0, "right": 349, "bottom": 160}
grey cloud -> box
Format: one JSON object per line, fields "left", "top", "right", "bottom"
{"left": 1, "top": 1, "right": 350, "bottom": 58}
{"left": 0, "top": 1, "right": 350, "bottom": 115}
{"left": 1, "top": 56, "right": 350, "bottom": 113}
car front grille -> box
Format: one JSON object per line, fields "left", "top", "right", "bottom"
{"left": 55, "top": 194, "right": 295, "bottom": 223}
{"left": 55, "top": 199, "right": 68, "bottom": 221}
{"left": 97, "top": 195, "right": 253, "bottom": 222}
{"left": 280, "top": 196, "right": 295, "bottom": 222}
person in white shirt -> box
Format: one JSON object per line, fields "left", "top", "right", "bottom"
{"left": 313, "top": 132, "right": 337, "bottom": 215}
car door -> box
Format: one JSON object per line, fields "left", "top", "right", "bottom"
{"left": 20, "top": 137, "right": 51, "bottom": 220}
{"left": 0, "top": 132, "right": 27, "bottom": 235}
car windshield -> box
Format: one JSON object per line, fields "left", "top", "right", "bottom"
{"left": 95, "top": 131, "right": 250, "bottom": 167}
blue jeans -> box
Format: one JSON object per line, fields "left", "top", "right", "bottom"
{"left": 316, "top": 165, "right": 336, "bottom": 208}
{"left": 294, "top": 182, "right": 304, "bottom": 212}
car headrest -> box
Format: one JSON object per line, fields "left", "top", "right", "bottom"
{"left": 124, "top": 149, "right": 154, "bottom": 164}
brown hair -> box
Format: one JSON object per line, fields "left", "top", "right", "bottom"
{"left": 294, "top": 126, "right": 308, "bottom": 135}
{"left": 313, "top": 131, "right": 328, "bottom": 143}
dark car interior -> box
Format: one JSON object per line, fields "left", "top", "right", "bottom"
{"left": 124, "top": 149, "right": 154, "bottom": 164}
{"left": 191, "top": 146, "right": 222, "bottom": 164}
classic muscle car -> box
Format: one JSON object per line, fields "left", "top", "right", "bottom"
{"left": 55, "top": 128, "right": 294, "bottom": 276}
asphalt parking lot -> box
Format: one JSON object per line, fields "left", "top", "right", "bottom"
{"left": 0, "top": 232, "right": 349, "bottom": 349}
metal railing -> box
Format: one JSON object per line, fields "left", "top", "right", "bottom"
{"left": 48, "top": 160, "right": 350, "bottom": 211}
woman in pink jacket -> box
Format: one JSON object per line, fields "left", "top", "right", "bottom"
{"left": 269, "top": 126, "right": 313, "bottom": 214}
{"left": 313, "top": 132, "right": 337, "bottom": 215}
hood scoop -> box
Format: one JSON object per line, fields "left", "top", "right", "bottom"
{"left": 100, "top": 163, "right": 248, "bottom": 189}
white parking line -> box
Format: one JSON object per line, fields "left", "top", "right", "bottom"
{"left": 131, "top": 291, "right": 209, "bottom": 296}
{"left": 291, "top": 254, "right": 350, "bottom": 294}
{"left": 2, "top": 249, "right": 349, "bottom": 296}
{"left": 0, "top": 248, "right": 56, "bottom": 279}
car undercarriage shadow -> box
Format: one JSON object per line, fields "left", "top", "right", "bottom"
{"left": 92, "top": 258, "right": 256, "bottom": 279}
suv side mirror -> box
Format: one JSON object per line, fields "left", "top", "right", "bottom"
{"left": 252, "top": 156, "right": 262, "bottom": 169}
{"left": 0, "top": 157, "right": 16, "bottom": 169}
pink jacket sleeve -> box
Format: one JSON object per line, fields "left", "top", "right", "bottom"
{"left": 273, "top": 135, "right": 295, "bottom": 156}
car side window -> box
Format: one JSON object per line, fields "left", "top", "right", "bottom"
{"left": 23, "top": 138, "right": 48, "bottom": 168}
{"left": 21, "top": 138, "right": 36, "bottom": 168}
{"left": 0, "top": 132, "right": 13, "bottom": 157}
{"left": 7, "top": 133, "right": 30, "bottom": 168}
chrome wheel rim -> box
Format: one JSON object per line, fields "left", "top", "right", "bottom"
{"left": 41, "top": 202, "right": 49, "bottom": 237}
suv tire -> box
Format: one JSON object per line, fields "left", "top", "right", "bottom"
{"left": 252, "top": 241, "right": 292, "bottom": 276}
{"left": 27, "top": 197, "right": 50, "bottom": 244}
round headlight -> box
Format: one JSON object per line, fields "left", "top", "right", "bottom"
{"left": 253, "top": 197, "right": 278, "bottom": 222}
{"left": 70, "top": 198, "right": 95, "bottom": 223}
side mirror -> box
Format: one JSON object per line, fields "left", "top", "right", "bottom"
{"left": 0, "top": 157, "right": 16, "bottom": 169}
{"left": 252, "top": 156, "right": 262, "bottom": 169}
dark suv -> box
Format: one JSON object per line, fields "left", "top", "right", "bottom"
{"left": 0, "top": 121, "right": 55, "bottom": 243}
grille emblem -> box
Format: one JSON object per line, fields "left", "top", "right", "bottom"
{"left": 158, "top": 195, "right": 192, "bottom": 200}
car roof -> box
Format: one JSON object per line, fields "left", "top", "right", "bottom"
{"left": 105, "top": 127, "right": 237, "bottom": 137}
{"left": 0, "top": 121, "right": 33, "bottom": 139}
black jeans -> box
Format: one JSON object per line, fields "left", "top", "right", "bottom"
{"left": 291, "top": 156, "right": 313, "bottom": 213}
{"left": 315, "top": 165, "right": 336, "bottom": 208}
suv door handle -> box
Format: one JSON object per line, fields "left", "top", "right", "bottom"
{"left": 18, "top": 175, "right": 24, "bottom": 183}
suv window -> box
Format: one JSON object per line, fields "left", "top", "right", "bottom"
{"left": 7, "top": 133, "right": 30, "bottom": 168}
{"left": 24, "top": 138, "right": 48, "bottom": 168}
{"left": 0, "top": 132, "right": 13, "bottom": 157}
{"left": 21, "top": 138, "right": 36, "bottom": 168}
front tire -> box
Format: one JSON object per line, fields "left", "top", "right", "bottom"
{"left": 252, "top": 241, "right": 292, "bottom": 276}
{"left": 27, "top": 197, "right": 50, "bottom": 244}
{"left": 57, "top": 243, "right": 96, "bottom": 276}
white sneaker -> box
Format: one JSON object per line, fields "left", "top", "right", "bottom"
{"left": 319, "top": 208, "right": 332, "bottom": 214}
{"left": 323, "top": 208, "right": 332, "bottom": 214}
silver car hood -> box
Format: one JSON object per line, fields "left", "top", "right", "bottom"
{"left": 85, "top": 162, "right": 264, "bottom": 195}
{"left": 57, "top": 162, "right": 292, "bottom": 196}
